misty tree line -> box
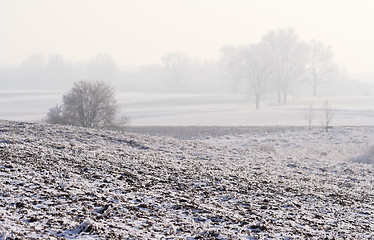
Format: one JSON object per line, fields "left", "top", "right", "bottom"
{"left": 0, "top": 28, "right": 347, "bottom": 108}
{"left": 0, "top": 53, "right": 118, "bottom": 90}
{"left": 0, "top": 52, "right": 225, "bottom": 93}
{"left": 221, "top": 28, "right": 338, "bottom": 108}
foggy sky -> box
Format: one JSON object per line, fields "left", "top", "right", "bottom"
{"left": 1, "top": 0, "right": 374, "bottom": 75}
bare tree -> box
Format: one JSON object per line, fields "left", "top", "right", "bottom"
{"left": 262, "top": 28, "right": 308, "bottom": 104}
{"left": 161, "top": 52, "right": 191, "bottom": 92}
{"left": 303, "top": 104, "right": 315, "bottom": 129}
{"left": 88, "top": 53, "right": 118, "bottom": 83}
{"left": 21, "top": 54, "right": 47, "bottom": 88}
{"left": 307, "top": 40, "right": 337, "bottom": 96}
{"left": 320, "top": 101, "right": 335, "bottom": 132}
{"left": 46, "top": 80, "right": 127, "bottom": 130}
{"left": 220, "top": 45, "right": 243, "bottom": 93}
{"left": 239, "top": 43, "right": 275, "bottom": 109}
{"left": 46, "top": 54, "right": 71, "bottom": 89}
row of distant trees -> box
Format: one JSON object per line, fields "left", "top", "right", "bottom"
{"left": 0, "top": 28, "right": 345, "bottom": 107}
{"left": 220, "top": 28, "right": 337, "bottom": 108}
{"left": 0, "top": 51, "right": 226, "bottom": 93}
{"left": 0, "top": 53, "right": 118, "bottom": 90}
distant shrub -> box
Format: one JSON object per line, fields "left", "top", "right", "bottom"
{"left": 303, "top": 104, "right": 314, "bottom": 130}
{"left": 46, "top": 80, "right": 128, "bottom": 131}
{"left": 320, "top": 101, "right": 335, "bottom": 132}
{"left": 351, "top": 145, "right": 374, "bottom": 164}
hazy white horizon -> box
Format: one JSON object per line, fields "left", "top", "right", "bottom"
{"left": 1, "top": 0, "right": 374, "bottom": 76}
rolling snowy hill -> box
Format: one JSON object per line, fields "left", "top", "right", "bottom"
{"left": 0, "top": 121, "right": 373, "bottom": 239}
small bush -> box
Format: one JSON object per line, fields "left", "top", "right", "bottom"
{"left": 351, "top": 145, "right": 374, "bottom": 164}
{"left": 320, "top": 101, "right": 335, "bottom": 132}
{"left": 46, "top": 80, "right": 128, "bottom": 131}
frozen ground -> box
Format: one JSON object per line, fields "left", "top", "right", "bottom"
{"left": 0, "top": 91, "right": 374, "bottom": 126}
{"left": 0, "top": 120, "right": 373, "bottom": 239}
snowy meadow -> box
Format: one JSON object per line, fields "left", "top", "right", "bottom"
{"left": 3, "top": 1, "right": 374, "bottom": 238}
{"left": 0, "top": 91, "right": 374, "bottom": 239}
{"left": 0, "top": 120, "right": 373, "bottom": 239}
{"left": 1, "top": 91, "right": 374, "bottom": 126}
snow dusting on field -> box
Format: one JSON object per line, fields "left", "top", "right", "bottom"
{"left": 1, "top": 91, "right": 374, "bottom": 126}
{"left": 0, "top": 121, "right": 374, "bottom": 239}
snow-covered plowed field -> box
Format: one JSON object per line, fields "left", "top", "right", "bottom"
{"left": 0, "top": 121, "right": 373, "bottom": 239}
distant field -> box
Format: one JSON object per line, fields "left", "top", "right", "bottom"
{"left": 0, "top": 91, "right": 373, "bottom": 126}
{"left": 0, "top": 91, "right": 63, "bottom": 121}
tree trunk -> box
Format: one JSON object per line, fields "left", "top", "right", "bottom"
{"left": 312, "top": 76, "right": 318, "bottom": 97}
{"left": 283, "top": 87, "right": 287, "bottom": 104}
{"left": 277, "top": 80, "right": 281, "bottom": 104}
{"left": 255, "top": 95, "right": 260, "bottom": 109}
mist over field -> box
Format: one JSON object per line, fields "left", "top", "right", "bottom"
{"left": 0, "top": 48, "right": 373, "bottom": 126}
{"left": 1, "top": 1, "right": 374, "bottom": 239}
{"left": 1, "top": 91, "right": 374, "bottom": 127}
{"left": 1, "top": 1, "right": 374, "bottom": 126}
{"left": 1, "top": 1, "right": 374, "bottom": 125}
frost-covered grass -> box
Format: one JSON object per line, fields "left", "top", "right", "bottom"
{"left": 0, "top": 121, "right": 373, "bottom": 239}
{"left": 352, "top": 145, "right": 374, "bottom": 164}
